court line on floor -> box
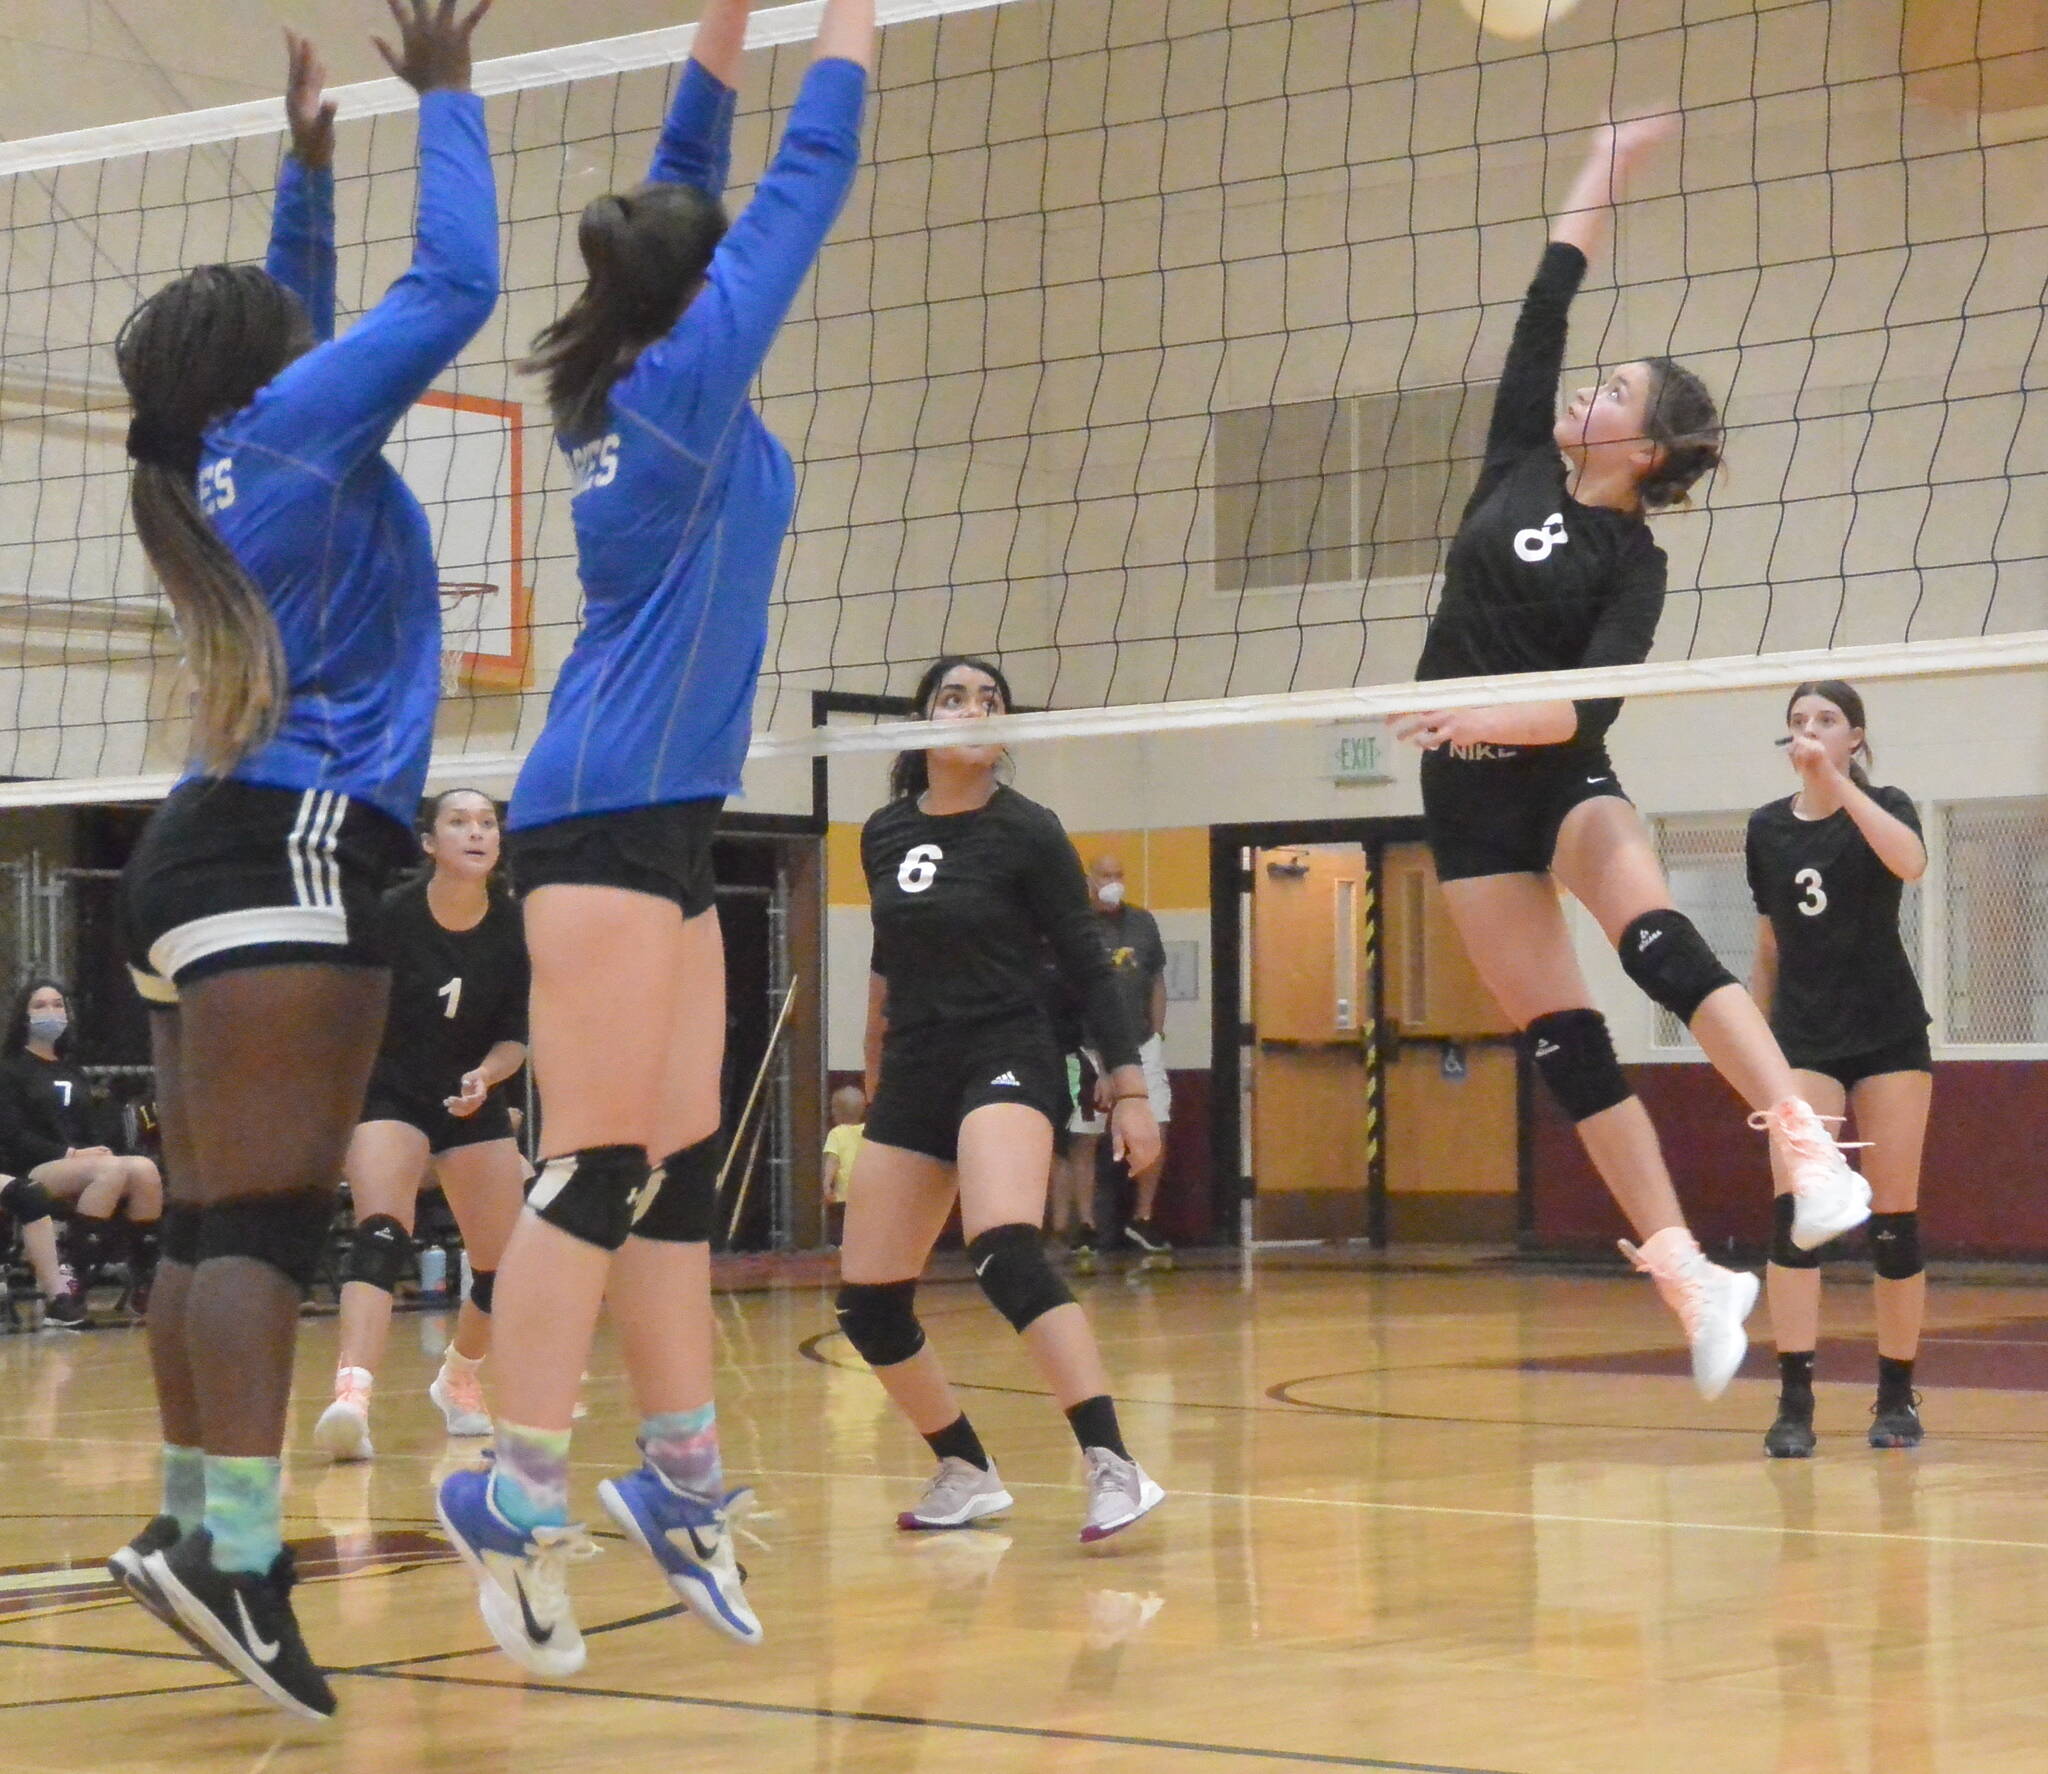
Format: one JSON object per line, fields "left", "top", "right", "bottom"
{"left": 342, "top": 1662, "right": 1526, "bottom": 1774}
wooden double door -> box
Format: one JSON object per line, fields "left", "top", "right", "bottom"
{"left": 1247, "top": 839, "right": 1517, "bottom": 1243}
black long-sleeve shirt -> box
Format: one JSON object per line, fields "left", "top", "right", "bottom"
{"left": 369, "top": 880, "right": 530, "bottom": 1103}
{"left": 863, "top": 786, "right": 1144, "bottom": 1072}
{"left": 1415, "top": 242, "right": 1667, "bottom": 749}
{"left": 0, "top": 1048, "right": 94, "bottom": 1174}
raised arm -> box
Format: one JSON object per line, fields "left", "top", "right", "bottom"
{"left": 647, "top": 0, "right": 751, "bottom": 196}
{"left": 1478, "top": 117, "right": 1675, "bottom": 471}
{"left": 267, "top": 32, "right": 339, "bottom": 340}
{"left": 242, "top": 1, "right": 500, "bottom": 474}
{"left": 621, "top": 25, "right": 868, "bottom": 448}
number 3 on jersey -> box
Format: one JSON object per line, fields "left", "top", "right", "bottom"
{"left": 438, "top": 976, "right": 463, "bottom": 1019}
{"left": 1795, "top": 867, "right": 1827, "bottom": 917}
{"left": 897, "top": 844, "right": 943, "bottom": 894}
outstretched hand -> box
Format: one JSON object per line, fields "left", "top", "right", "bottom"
{"left": 284, "top": 30, "right": 337, "bottom": 169}
{"left": 374, "top": 0, "right": 494, "bottom": 95}
{"left": 1586, "top": 112, "right": 1678, "bottom": 203}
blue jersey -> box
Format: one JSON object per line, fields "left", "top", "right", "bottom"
{"left": 191, "top": 90, "right": 500, "bottom": 827}
{"left": 510, "top": 57, "right": 867, "bottom": 830}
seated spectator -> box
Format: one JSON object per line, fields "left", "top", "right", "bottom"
{"left": 0, "top": 979, "right": 162, "bottom": 1311}
{"left": 822, "top": 1084, "right": 866, "bottom": 1244}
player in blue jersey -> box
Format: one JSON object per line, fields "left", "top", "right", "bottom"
{"left": 105, "top": 5, "right": 499, "bottom": 1721}
{"left": 434, "top": 0, "right": 871, "bottom": 1678}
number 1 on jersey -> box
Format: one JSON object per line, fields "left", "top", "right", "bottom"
{"left": 438, "top": 976, "right": 463, "bottom": 1019}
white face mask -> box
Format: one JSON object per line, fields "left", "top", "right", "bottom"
{"left": 1096, "top": 880, "right": 1125, "bottom": 909}
{"left": 27, "top": 1012, "right": 67, "bottom": 1043}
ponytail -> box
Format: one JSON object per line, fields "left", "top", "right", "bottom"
{"left": 526, "top": 183, "right": 728, "bottom": 438}
{"left": 116, "top": 264, "right": 309, "bottom": 774}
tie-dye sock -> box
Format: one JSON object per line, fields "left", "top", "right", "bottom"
{"left": 489, "top": 1420, "right": 572, "bottom": 1532}
{"left": 640, "top": 1404, "right": 723, "bottom": 1502}
{"left": 162, "top": 1444, "right": 205, "bottom": 1536}
{"left": 202, "top": 1454, "right": 282, "bottom": 1575}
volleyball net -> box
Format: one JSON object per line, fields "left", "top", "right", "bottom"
{"left": 0, "top": 0, "right": 2041, "bottom": 805}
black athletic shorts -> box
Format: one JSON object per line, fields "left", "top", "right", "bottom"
{"left": 867, "top": 1013, "right": 1070, "bottom": 1165}
{"left": 1785, "top": 1029, "right": 1933, "bottom": 1091}
{"left": 507, "top": 798, "right": 723, "bottom": 918}
{"left": 122, "top": 780, "right": 415, "bottom": 1006}
{"left": 360, "top": 1078, "right": 516, "bottom": 1154}
{"left": 1421, "top": 743, "right": 1632, "bottom": 883}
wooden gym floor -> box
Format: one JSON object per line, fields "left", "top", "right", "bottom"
{"left": 4, "top": 1255, "right": 2048, "bottom": 1772}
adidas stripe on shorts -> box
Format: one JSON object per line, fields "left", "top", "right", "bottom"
{"left": 122, "top": 780, "right": 417, "bottom": 1004}
{"left": 865, "top": 1012, "right": 1069, "bottom": 1165}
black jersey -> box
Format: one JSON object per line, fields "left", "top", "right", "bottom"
{"left": 1746, "top": 786, "right": 1929, "bottom": 1062}
{"left": 863, "top": 786, "right": 1143, "bottom": 1072}
{"left": 369, "top": 878, "right": 530, "bottom": 1102}
{"left": 1416, "top": 242, "right": 1667, "bottom": 752}
{"left": 0, "top": 1048, "right": 96, "bottom": 1172}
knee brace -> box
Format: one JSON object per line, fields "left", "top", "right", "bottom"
{"left": 632, "top": 1136, "right": 720, "bottom": 1244}
{"left": 160, "top": 1202, "right": 202, "bottom": 1266}
{"left": 1869, "top": 1210, "right": 1923, "bottom": 1281}
{"left": 527, "top": 1144, "right": 650, "bottom": 1252}
{"left": 344, "top": 1213, "right": 410, "bottom": 1293}
{"left": 1770, "top": 1192, "right": 1819, "bottom": 1270}
{"left": 0, "top": 1177, "right": 53, "bottom": 1226}
{"left": 468, "top": 1266, "right": 496, "bottom": 1314}
{"left": 1525, "top": 1009, "right": 1630, "bottom": 1123}
{"left": 197, "top": 1188, "right": 334, "bottom": 1293}
{"left": 834, "top": 1278, "right": 927, "bottom": 1368}
{"left": 966, "top": 1222, "right": 1074, "bottom": 1334}
{"left": 1617, "top": 909, "right": 1737, "bottom": 1025}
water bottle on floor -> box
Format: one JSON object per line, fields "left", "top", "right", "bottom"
{"left": 418, "top": 1245, "right": 447, "bottom": 1300}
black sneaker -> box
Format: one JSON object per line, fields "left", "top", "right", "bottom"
{"left": 1066, "top": 1223, "right": 1097, "bottom": 1253}
{"left": 1764, "top": 1397, "right": 1816, "bottom": 1459}
{"left": 43, "top": 1288, "right": 88, "bottom": 1331}
{"left": 1869, "top": 1393, "right": 1924, "bottom": 1449}
{"left": 145, "top": 1529, "right": 335, "bottom": 1720}
{"left": 1125, "top": 1218, "right": 1173, "bottom": 1258}
{"left": 108, "top": 1516, "right": 217, "bottom": 1658}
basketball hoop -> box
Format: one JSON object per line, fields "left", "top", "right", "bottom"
{"left": 438, "top": 582, "right": 498, "bottom": 695}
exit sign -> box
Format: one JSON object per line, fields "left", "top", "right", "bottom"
{"left": 1330, "top": 722, "right": 1393, "bottom": 785}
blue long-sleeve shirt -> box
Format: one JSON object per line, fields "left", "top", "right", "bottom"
{"left": 190, "top": 89, "right": 501, "bottom": 826}
{"left": 510, "top": 57, "right": 867, "bottom": 830}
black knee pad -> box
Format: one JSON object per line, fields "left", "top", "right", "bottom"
{"left": 1617, "top": 909, "right": 1737, "bottom": 1025}
{"left": 835, "top": 1278, "right": 927, "bottom": 1368}
{"left": 468, "top": 1266, "right": 496, "bottom": 1314}
{"left": 197, "top": 1188, "right": 334, "bottom": 1293}
{"left": 966, "top": 1222, "right": 1074, "bottom": 1334}
{"left": 161, "top": 1202, "right": 202, "bottom": 1266}
{"left": 345, "top": 1213, "right": 410, "bottom": 1293}
{"left": 633, "top": 1136, "right": 720, "bottom": 1244}
{"left": 1, "top": 1177, "right": 53, "bottom": 1226}
{"left": 527, "top": 1144, "right": 650, "bottom": 1252}
{"left": 1869, "top": 1210, "right": 1923, "bottom": 1280}
{"left": 1770, "top": 1192, "right": 1819, "bottom": 1270}
{"left": 1525, "top": 1009, "right": 1630, "bottom": 1123}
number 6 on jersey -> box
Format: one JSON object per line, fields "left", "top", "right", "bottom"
{"left": 897, "top": 844, "right": 943, "bottom": 893}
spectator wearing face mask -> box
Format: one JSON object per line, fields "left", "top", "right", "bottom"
{"left": 0, "top": 978, "right": 163, "bottom": 1321}
{"left": 1079, "top": 856, "right": 1173, "bottom": 1260}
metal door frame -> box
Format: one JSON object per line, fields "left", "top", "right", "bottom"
{"left": 1209, "top": 816, "right": 1427, "bottom": 1250}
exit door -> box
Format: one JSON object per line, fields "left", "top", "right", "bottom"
{"left": 1248, "top": 844, "right": 1371, "bottom": 1240}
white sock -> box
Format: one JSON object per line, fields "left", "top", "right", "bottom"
{"left": 441, "top": 1347, "right": 484, "bottom": 1375}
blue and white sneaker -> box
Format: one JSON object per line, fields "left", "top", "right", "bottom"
{"left": 596, "top": 1465, "right": 762, "bottom": 1646}
{"left": 434, "top": 1466, "right": 598, "bottom": 1677}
